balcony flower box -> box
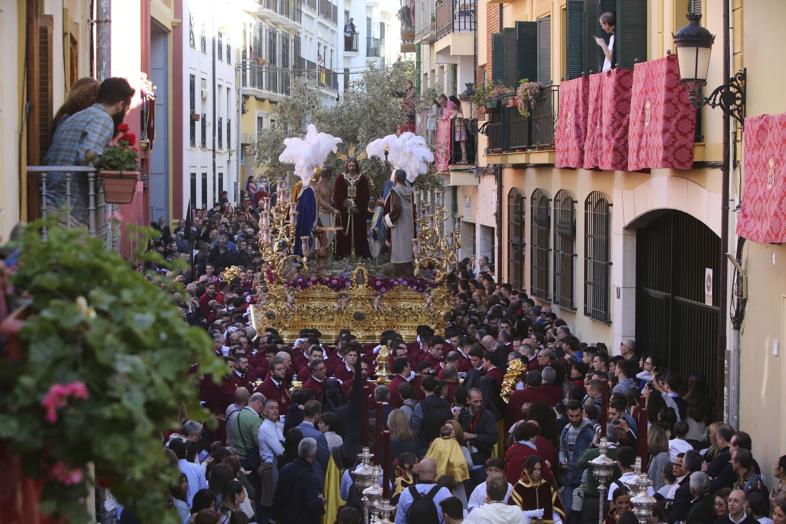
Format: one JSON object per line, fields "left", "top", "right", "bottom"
{"left": 93, "top": 123, "right": 140, "bottom": 204}
{"left": 99, "top": 170, "right": 139, "bottom": 204}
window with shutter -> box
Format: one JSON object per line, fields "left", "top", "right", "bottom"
{"left": 28, "top": 15, "right": 54, "bottom": 165}
{"left": 515, "top": 21, "right": 538, "bottom": 84}
{"left": 491, "top": 33, "right": 505, "bottom": 84}
{"left": 616, "top": 0, "right": 647, "bottom": 68}
{"left": 566, "top": 0, "right": 585, "bottom": 79}
{"left": 507, "top": 189, "right": 525, "bottom": 290}
{"left": 688, "top": 0, "right": 702, "bottom": 15}
{"left": 584, "top": 191, "right": 612, "bottom": 323}
{"left": 531, "top": 189, "right": 551, "bottom": 300}
{"left": 536, "top": 16, "right": 551, "bottom": 84}
{"left": 553, "top": 189, "right": 576, "bottom": 308}
{"left": 584, "top": 0, "right": 615, "bottom": 74}
{"left": 503, "top": 27, "right": 517, "bottom": 86}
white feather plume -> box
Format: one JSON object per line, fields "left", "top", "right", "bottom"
{"left": 365, "top": 132, "right": 434, "bottom": 183}
{"left": 278, "top": 124, "right": 342, "bottom": 186}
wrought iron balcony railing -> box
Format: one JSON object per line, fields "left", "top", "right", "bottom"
{"left": 486, "top": 84, "right": 559, "bottom": 153}
{"left": 366, "top": 36, "right": 381, "bottom": 57}
{"left": 435, "top": 0, "right": 475, "bottom": 41}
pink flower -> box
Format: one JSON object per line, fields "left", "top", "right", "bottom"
{"left": 41, "top": 381, "right": 89, "bottom": 423}
{"left": 50, "top": 461, "right": 84, "bottom": 485}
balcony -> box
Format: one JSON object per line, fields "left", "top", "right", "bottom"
{"left": 434, "top": 116, "right": 478, "bottom": 177}
{"left": 240, "top": 60, "right": 293, "bottom": 99}
{"left": 26, "top": 166, "right": 127, "bottom": 249}
{"left": 317, "top": 0, "right": 338, "bottom": 25}
{"left": 414, "top": 0, "right": 436, "bottom": 44}
{"left": 257, "top": 0, "right": 302, "bottom": 30}
{"left": 344, "top": 32, "right": 359, "bottom": 53}
{"left": 485, "top": 85, "right": 559, "bottom": 164}
{"left": 435, "top": 0, "right": 475, "bottom": 40}
{"left": 366, "top": 36, "right": 381, "bottom": 58}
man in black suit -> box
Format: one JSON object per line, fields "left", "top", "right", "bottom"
{"left": 709, "top": 424, "right": 736, "bottom": 491}
{"left": 668, "top": 450, "right": 703, "bottom": 522}
{"left": 714, "top": 489, "right": 759, "bottom": 524}
{"left": 685, "top": 472, "right": 714, "bottom": 524}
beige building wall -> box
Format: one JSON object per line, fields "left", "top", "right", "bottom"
{"left": 738, "top": 0, "right": 786, "bottom": 490}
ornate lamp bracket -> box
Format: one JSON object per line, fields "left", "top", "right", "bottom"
{"left": 690, "top": 69, "right": 746, "bottom": 128}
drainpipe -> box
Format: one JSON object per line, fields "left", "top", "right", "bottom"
{"left": 96, "top": 0, "right": 111, "bottom": 80}
{"left": 211, "top": 2, "right": 217, "bottom": 205}
{"left": 728, "top": 237, "right": 746, "bottom": 430}
{"left": 496, "top": 165, "right": 502, "bottom": 280}
{"left": 717, "top": 0, "right": 731, "bottom": 420}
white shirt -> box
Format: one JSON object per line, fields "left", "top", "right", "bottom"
{"left": 669, "top": 438, "right": 693, "bottom": 462}
{"left": 465, "top": 502, "right": 526, "bottom": 524}
{"left": 468, "top": 481, "right": 513, "bottom": 512}
{"left": 257, "top": 418, "right": 284, "bottom": 463}
{"left": 609, "top": 471, "right": 654, "bottom": 500}
{"left": 602, "top": 34, "right": 615, "bottom": 71}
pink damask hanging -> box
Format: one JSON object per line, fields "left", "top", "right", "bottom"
{"left": 555, "top": 76, "right": 589, "bottom": 169}
{"left": 737, "top": 113, "right": 786, "bottom": 244}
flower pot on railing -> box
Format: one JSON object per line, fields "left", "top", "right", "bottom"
{"left": 99, "top": 170, "right": 140, "bottom": 204}
{"left": 485, "top": 99, "right": 499, "bottom": 110}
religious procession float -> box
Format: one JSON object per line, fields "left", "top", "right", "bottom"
{"left": 244, "top": 125, "right": 460, "bottom": 343}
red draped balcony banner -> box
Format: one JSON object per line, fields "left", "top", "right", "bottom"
{"left": 584, "top": 69, "right": 633, "bottom": 171}
{"left": 434, "top": 117, "right": 451, "bottom": 173}
{"left": 627, "top": 54, "right": 696, "bottom": 171}
{"left": 737, "top": 113, "right": 786, "bottom": 244}
{"left": 555, "top": 76, "right": 590, "bottom": 168}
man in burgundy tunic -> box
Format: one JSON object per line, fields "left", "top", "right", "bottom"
{"left": 255, "top": 359, "right": 292, "bottom": 413}
{"left": 332, "top": 159, "right": 371, "bottom": 259}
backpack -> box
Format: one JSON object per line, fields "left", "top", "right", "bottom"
{"left": 419, "top": 396, "right": 453, "bottom": 445}
{"left": 405, "top": 485, "right": 441, "bottom": 524}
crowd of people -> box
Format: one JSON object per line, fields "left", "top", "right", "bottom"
{"left": 32, "top": 75, "right": 786, "bottom": 524}
{"left": 141, "top": 188, "right": 786, "bottom": 524}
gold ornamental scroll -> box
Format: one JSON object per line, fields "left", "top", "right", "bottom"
{"left": 250, "top": 273, "right": 451, "bottom": 343}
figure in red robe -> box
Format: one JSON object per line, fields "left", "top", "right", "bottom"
{"left": 332, "top": 159, "right": 371, "bottom": 259}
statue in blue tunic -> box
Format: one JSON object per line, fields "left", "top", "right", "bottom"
{"left": 295, "top": 182, "right": 318, "bottom": 256}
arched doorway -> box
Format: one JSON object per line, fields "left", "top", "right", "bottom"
{"left": 633, "top": 210, "right": 720, "bottom": 406}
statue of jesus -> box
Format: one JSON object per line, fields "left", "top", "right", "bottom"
{"left": 332, "top": 159, "right": 371, "bottom": 259}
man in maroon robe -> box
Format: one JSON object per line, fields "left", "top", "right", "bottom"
{"left": 332, "top": 159, "right": 371, "bottom": 258}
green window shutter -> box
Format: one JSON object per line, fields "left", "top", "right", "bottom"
{"left": 537, "top": 16, "right": 552, "bottom": 84}
{"left": 566, "top": 0, "right": 585, "bottom": 79}
{"left": 616, "top": 0, "right": 648, "bottom": 68}
{"left": 584, "top": 0, "right": 615, "bottom": 74}
{"left": 515, "top": 21, "right": 537, "bottom": 84}
{"left": 492, "top": 33, "right": 505, "bottom": 84}
{"left": 503, "top": 27, "right": 518, "bottom": 86}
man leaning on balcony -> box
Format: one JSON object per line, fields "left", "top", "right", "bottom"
{"left": 43, "top": 77, "right": 134, "bottom": 227}
{"left": 344, "top": 18, "right": 356, "bottom": 51}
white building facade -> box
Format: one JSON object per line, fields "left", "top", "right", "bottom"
{"left": 182, "top": 0, "right": 241, "bottom": 213}
{"left": 341, "top": 0, "right": 402, "bottom": 86}
{"left": 300, "top": 0, "right": 341, "bottom": 106}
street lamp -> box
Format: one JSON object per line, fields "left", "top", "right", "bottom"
{"left": 590, "top": 438, "right": 617, "bottom": 524}
{"left": 673, "top": 13, "right": 746, "bottom": 126}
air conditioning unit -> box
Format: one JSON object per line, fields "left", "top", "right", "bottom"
{"left": 201, "top": 88, "right": 208, "bottom": 101}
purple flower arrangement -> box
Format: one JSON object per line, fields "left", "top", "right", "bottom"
{"left": 282, "top": 275, "right": 439, "bottom": 293}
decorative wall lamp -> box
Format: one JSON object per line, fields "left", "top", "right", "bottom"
{"left": 673, "top": 13, "right": 746, "bottom": 127}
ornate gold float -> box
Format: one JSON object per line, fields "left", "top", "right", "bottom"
{"left": 250, "top": 186, "right": 459, "bottom": 343}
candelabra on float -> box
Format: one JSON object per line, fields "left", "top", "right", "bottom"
{"left": 350, "top": 447, "right": 383, "bottom": 523}
{"left": 624, "top": 457, "right": 657, "bottom": 524}
{"left": 590, "top": 438, "right": 617, "bottom": 524}
{"left": 413, "top": 188, "right": 461, "bottom": 281}
{"left": 256, "top": 185, "right": 308, "bottom": 281}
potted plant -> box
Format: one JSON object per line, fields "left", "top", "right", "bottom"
{"left": 0, "top": 224, "right": 224, "bottom": 523}
{"left": 487, "top": 82, "right": 514, "bottom": 110}
{"left": 96, "top": 123, "right": 140, "bottom": 204}
{"left": 515, "top": 78, "right": 545, "bottom": 118}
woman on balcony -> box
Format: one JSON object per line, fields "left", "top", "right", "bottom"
{"left": 448, "top": 95, "right": 467, "bottom": 164}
